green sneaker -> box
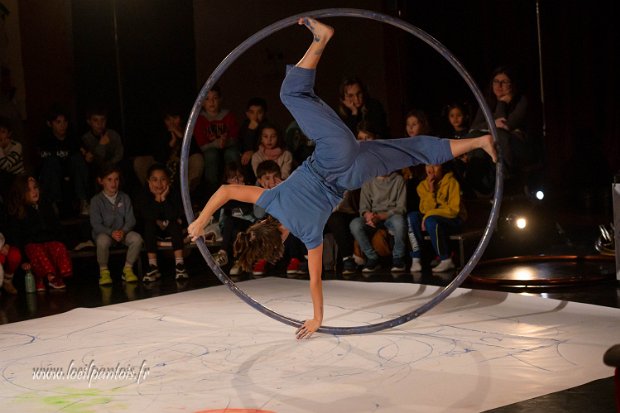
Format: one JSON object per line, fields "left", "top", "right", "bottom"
{"left": 99, "top": 269, "right": 112, "bottom": 286}
{"left": 122, "top": 266, "right": 138, "bottom": 283}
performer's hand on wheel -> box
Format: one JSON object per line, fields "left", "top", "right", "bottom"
{"left": 188, "top": 218, "right": 208, "bottom": 242}
{"left": 296, "top": 319, "right": 320, "bottom": 339}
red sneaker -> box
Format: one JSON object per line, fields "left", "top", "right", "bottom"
{"left": 48, "top": 276, "right": 66, "bottom": 290}
{"left": 252, "top": 259, "right": 267, "bottom": 276}
{"left": 287, "top": 258, "right": 301, "bottom": 274}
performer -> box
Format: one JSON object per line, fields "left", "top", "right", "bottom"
{"left": 188, "top": 17, "right": 497, "bottom": 339}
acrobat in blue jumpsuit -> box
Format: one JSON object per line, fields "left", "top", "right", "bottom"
{"left": 256, "top": 65, "right": 454, "bottom": 250}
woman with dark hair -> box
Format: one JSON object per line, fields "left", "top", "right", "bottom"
{"left": 470, "top": 65, "right": 528, "bottom": 169}
{"left": 338, "top": 76, "right": 390, "bottom": 139}
{"left": 188, "top": 17, "right": 496, "bottom": 339}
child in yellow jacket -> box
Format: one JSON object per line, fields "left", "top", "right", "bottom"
{"left": 407, "top": 163, "right": 466, "bottom": 273}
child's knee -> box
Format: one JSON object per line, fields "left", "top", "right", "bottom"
{"left": 96, "top": 234, "right": 112, "bottom": 249}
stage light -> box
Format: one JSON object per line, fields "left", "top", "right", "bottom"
{"left": 535, "top": 190, "right": 544, "bottom": 200}
{"left": 506, "top": 214, "right": 528, "bottom": 230}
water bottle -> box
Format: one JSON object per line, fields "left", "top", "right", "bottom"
{"left": 24, "top": 270, "right": 36, "bottom": 293}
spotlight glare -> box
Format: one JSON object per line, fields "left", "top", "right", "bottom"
{"left": 535, "top": 190, "right": 544, "bottom": 200}
{"left": 515, "top": 217, "right": 527, "bottom": 229}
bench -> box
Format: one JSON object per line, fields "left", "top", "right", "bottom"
{"left": 423, "top": 228, "right": 484, "bottom": 268}
{"left": 70, "top": 246, "right": 145, "bottom": 276}
{"left": 69, "top": 237, "right": 223, "bottom": 277}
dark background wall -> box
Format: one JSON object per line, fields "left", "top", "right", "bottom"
{"left": 14, "top": 0, "right": 620, "bottom": 203}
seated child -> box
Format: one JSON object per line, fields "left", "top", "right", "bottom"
{"left": 7, "top": 175, "right": 72, "bottom": 291}
{"left": 0, "top": 231, "right": 21, "bottom": 294}
{"left": 137, "top": 163, "right": 188, "bottom": 282}
{"left": 251, "top": 122, "right": 293, "bottom": 179}
{"left": 212, "top": 162, "right": 255, "bottom": 277}
{"left": 0, "top": 196, "right": 21, "bottom": 294}
{"left": 349, "top": 171, "right": 408, "bottom": 273}
{"left": 249, "top": 160, "right": 307, "bottom": 277}
{"left": 193, "top": 85, "right": 240, "bottom": 196}
{"left": 38, "top": 105, "right": 80, "bottom": 216}
{"left": 0, "top": 117, "right": 25, "bottom": 200}
{"left": 75, "top": 106, "right": 124, "bottom": 215}
{"left": 408, "top": 163, "right": 466, "bottom": 273}
{"left": 237, "top": 97, "right": 268, "bottom": 183}
{"left": 90, "top": 166, "right": 143, "bottom": 285}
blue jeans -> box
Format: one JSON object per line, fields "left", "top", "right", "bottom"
{"left": 349, "top": 214, "right": 407, "bottom": 261}
{"left": 407, "top": 212, "right": 462, "bottom": 260}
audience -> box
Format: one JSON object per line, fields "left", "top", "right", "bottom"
{"left": 136, "top": 163, "right": 188, "bottom": 282}
{"left": 349, "top": 171, "right": 408, "bottom": 273}
{"left": 250, "top": 160, "right": 307, "bottom": 278}
{"left": 75, "top": 106, "right": 124, "bottom": 215}
{"left": 237, "top": 97, "right": 268, "bottom": 183}
{"left": 7, "top": 175, "right": 72, "bottom": 291}
{"left": 1, "top": 61, "right": 507, "bottom": 292}
{"left": 407, "top": 163, "right": 466, "bottom": 273}
{"left": 442, "top": 102, "right": 470, "bottom": 139}
{"left": 212, "top": 162, "right": 255, "bottom": 277}
{"left": 402, "top": 109, "right": 431, "bottom": 213}
{"left": 193, "top": 85, "right": 240, "bottom": 196}
{"left": 89, "top": 166, "right": 142, "bottom": 285}
{"left": 37, "top": 105, "right": 80, "bottom": 217}
{"left": 0, "top": 196, "right": 21, "bottom": 294}
{"left": 338, "top": 76, "right": 389, "bottom": 139}
{"left": 0, "top": 117, "right": 25, "bottom": 200}
{"left": 250, "top": 122, "right": 293, "bottom": 180}
{"left": 471, "top": 66, "right": 532, "bottom": 177}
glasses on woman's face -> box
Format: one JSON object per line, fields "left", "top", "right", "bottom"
{"left": 493, "top": 79, "right": 511, "bottom": 87}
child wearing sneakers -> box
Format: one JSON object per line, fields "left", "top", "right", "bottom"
{"left": 407, "top": 163, "right": 465, "bottom": 273}
{"left": 349, "top": 171, "right": 408, "bottom": 273}
{"left": 7, "top": 175, "right": 72, "bottom": 291}
{"left": 212, "top": 162, "right": 255, "bottom": 278}
{"left": 250, "top": 160, "right": 307, "bottom": 277}
{"left": 90, "top": 166, "right": 143, "bottom": 285}
{"left": 137, "top": 163, "right": 188, "bottom": 282}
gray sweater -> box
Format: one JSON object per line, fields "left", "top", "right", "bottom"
{"left": 90, "top": 191, "right": 136, "bottom": 239}
{"left": 359, "top": 172, "right": 406, "bottom": 217}
{"left": 81, "top": 129, "right": 124, "bottom": 167}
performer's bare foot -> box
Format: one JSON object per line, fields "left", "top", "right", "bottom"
{"left": 298, "top": 17, "right": 334, "bottom": 45}
{"left": 479, "top": 134, "right": 498, "bottom": 163}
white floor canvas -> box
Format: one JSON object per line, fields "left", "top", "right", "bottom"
{"left": 1, "top": 278, "right": 618, "bottom": 413}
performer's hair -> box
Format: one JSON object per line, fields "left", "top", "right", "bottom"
{"left": 233, "top": 216, "right": 284, "bottom": 272}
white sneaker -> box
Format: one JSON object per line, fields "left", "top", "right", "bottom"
{"left": 410, "top": 258, "right": 422, "bottom": 272}
{"left": 74, "top": 240, "right": 95, "bottom": 251}
{"left": 229, "top": 261, "right": 241, "bottom": 276}
{"left": 432, "top": 258, "right": 455, "bottom": 273}
{"left": 143, "top": 264, "right": 161, "bottom": 282}
{"left": 352, "top": 254, "right": 365, "bottom": 266}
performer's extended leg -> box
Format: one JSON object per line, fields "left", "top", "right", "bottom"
{"left": 338, "top": 134, "right": 497, "bottom": 189}
{"left": 280, "top": 18, "right": 358, "bottom": 174}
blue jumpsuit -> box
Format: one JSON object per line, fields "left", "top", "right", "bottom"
{"left": 256, "top": 66, "right": 453, "bottom": 249}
